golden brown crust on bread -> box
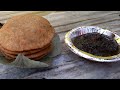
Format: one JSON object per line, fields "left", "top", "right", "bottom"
{"left": 0, "top": 42, "right": 51, "bottom": 55}
{"left": 1, "top": 45, "right": 52, "bottom": 61}
{"left": 0, "top": 14, "right": 55, "bottom": 51}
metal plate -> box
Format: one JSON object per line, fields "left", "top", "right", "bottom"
{"left": 65, "top": 26, "right": 120, "bottom": 62}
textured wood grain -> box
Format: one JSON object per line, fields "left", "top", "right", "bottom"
{"left": 0, "top": 11, "right": 56, "bottom": 23}
{"left": 1, "top": 11, "right": 120, "bottom": 79}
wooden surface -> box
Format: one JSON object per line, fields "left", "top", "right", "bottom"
{"left": 0, "top": 11, "right": 120, "bottom": 79}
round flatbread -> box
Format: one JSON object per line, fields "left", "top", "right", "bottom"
{"left": 0, "top": 42, "right": 51, "bottom": 55}
{"left": 0, "top": 14, "right": 55, "bottom": 51}
{"left": 3, "top": 53, "right": 48, "bottom": 61}
{"left": 1, "top": 45, "right": 52, "bottom": 61}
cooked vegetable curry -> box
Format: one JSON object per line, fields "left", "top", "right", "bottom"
{"left": 73, "top": 32, "right": 119, "bottom": 56}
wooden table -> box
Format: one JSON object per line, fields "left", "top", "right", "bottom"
{"left": 0, "top": 11, "right": 120, "bottom": 79}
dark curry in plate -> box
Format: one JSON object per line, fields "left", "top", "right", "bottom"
{"left": 72, "top": 32, "right": 119, "bottom": 57}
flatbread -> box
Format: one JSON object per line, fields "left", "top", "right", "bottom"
{"left": 0, "top": 42, "right": 51, "bottom": 55}
{"left": 1, "top": 45, "right": 52, "bottom": 61}
{"left": 0, "top": 14, "right": 55, "bottom": 51}
{"left": 3, "top": 53, "right": 48, "bottom": 61}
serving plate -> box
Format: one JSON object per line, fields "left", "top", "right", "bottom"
{"left": 65, "top": 26, "right": 120, "bottom": 62}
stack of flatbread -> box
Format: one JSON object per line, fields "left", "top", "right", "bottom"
{"left": 0, "top": 14, "right": 55, "bottom": 61}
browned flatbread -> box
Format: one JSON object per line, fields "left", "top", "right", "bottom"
{"left": 3, "top": 53, "right": 48, "bottom": 61}
{"left": 2, "top": 45, "right": 52, "bottom": 61}
{"left": 0, "top": 14, "right": 55, "bottom": 52}
{"left": 0, "top": 42, "right": 51, "bottom": 55}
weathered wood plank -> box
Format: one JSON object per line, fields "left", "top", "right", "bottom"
{"left": 45, "top": 11, "right": 120, "bottom": 27}
{"left": 54, "top": 12, "right": 120, "bottom": 33}
{"left": 23, "top": 51, "right": 120, "bottom": 79}
{"left": 0, "top": 11, "right": 56, "bottom": 23}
